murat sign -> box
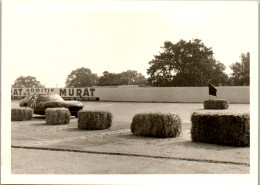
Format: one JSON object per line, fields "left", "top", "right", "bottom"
{"left": 11, "top": 88, "right": 99, "bottom": 101}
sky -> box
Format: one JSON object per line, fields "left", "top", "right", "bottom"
{"left": 4, "top": 0, "right": 258, "bottom": 88}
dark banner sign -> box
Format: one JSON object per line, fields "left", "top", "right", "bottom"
{"left": 11, "top": 88, "right": 99, "bottom": 101}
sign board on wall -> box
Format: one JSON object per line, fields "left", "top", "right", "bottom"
{"left": 11, "top": 88, "right": 99, "bottom": 101}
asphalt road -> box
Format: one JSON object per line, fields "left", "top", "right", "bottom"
{"left": 11, "top": 101, "right": 250, "bottom": 174}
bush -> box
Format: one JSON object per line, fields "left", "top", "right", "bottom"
{"left": 204, "top": 99, "right": 229, "bottom": 109}
{"left": 191, "top": 112, "right": 250, "bottom": 146}
{"left": 131, "top": 113, "right": 181, "bottom": 138}
{"left": 11, "top": 108, "right": 33, "bottom": 121}
{"left": 78, "top": 111, "right": 112, "bottom": 130}
{"left": 45, "top": 108, "right": 70, "bottom": 125}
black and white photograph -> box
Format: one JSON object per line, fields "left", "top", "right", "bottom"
{"left": 2, "top": 0, "right": 258, "bottom": 184}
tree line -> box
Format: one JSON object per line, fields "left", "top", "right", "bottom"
{"left": 12, "top": 39, "right": 250, "bottom": 88}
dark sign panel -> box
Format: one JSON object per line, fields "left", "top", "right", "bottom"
{"left": 11, "top": 88, "right": 99, "bottom": 101}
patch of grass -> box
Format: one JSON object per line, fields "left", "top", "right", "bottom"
{"left": 45, "top": 108, "right": 70, "bottom": 125}
{"left": 11, "top": 108, "right": 33, "bottom": 121}
{"left": 204, "top": 99, "right": 229, "bottom": 109}
{"left": 78, "top": 110, "right": 112, "bottom": 130}
{"left": 191, "top": 112, "right": 250, "bottom": 146}
{"left": 131, "top": 113, "right": 181, "bottom": 138}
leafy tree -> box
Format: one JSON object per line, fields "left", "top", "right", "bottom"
{"left": 147, "top": 39, "right": 229, "bottom": 87}
{"left": 119, "top": 70, "right": 147, "bottom": 86}
{"left": 65, "top": 67, "right": 98, "bottom": 87}
{"left": 98, "top": 70, "right": 147, "bottom": 86}
{"left": 97, "top": 71, "right": 120, "bottom": 86}
{"left": 12, "top": 76, "right": 44, "bottom": 88}
{"left": 229, "top": 52, "right": 250, "bottom": 86}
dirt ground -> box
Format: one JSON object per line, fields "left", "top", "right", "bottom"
{"left": 11, "top": 100, "right": 250, "bottom": 174}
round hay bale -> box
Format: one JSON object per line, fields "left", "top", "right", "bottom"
{"left": 131, "top": 113, "right": 181, "bottom": 138}
{"left": 191, "top": 112, "right": 250, "bottom": 147}
{"left": 78, "top": 110, "right": 112, "bottom": 130}
{"left": 11, "top": 107, "right": 33, "bottom": 121}
{"left": 45, "top": 108, "right": 70, "bottom": 125}
{"left": 204, "top": 99, "right": 229, "bottom": 109}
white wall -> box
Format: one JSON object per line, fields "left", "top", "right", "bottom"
{"left": 94, "top": 86, "right": 249, "bottom": 103}
{"left": 11, "top": 86, "right": 249, "bottom": 103}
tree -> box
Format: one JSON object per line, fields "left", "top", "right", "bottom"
{"left": 147, "top": 39, "right": 229, "bottom": 87}
{"left": 229, "top": 52, "right": 250, "bottom": 86}
{"left": 97, "top": 71, "right": 120, "bottom": 86}
{"left": 65, "top": 67, "right": 98, "bottom": 87}
{"left": 12, "top": 76, "right": 44, "bottom": 88}
{"left": 119, "top": 70, "right": 147, "bottom": 86}
{"left": 98, "top": 70, "right": 147, "bottom": 86}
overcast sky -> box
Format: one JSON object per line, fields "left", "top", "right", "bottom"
{"left": 4, "top": 0, "right": 257, "bottom": 88}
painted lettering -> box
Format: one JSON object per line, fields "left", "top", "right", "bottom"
{"left": 60, "top": 89, "right": 66, "bottom": 96}
{"left": 13, "top": 89, "right": 18, "bottom": 96}
{"left": 69, "top": 89, "right": 74, "bottom": 96}
{"left": 18, "top": 89, "right": 22, "bottom": 95}
{"left": 76, "top": 89, "right": 82, "bottom": 97}
{"left": 90, "top": 88, "right": 95, "bottom": 96}
{"left": 83, "top": 88, "right": 89, "bottom": 96}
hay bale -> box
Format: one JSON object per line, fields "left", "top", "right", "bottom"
{"left": 131, "top": 113, "right": 181, "bottom": 138}
{"left": 45, "top": 108, "right": 70, "bottom": 125}
{"left": 78, "top": 111, "right": 112, "bottom": 130}
{"left": 11, "top": 107, "right": 33, "bottom": 121}
{"left": 204, "top": 99, "right": 229, "bottom": 109}
{"left": 191, "top": 112, "right": 250, "bottom": 146}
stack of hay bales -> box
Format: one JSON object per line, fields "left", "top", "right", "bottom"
{"left": 131, "top": 113, "right": 181, "bottom": 138}
{"left": 78, "top": 110, "right": 112, "bottom": 130}
{"left": 45, "top": 108, "right": 70, "bottom": 125}
{"left": 11, "top": 107, "right": 33, "bottom": 121}
{"left": 204, "top": 99, "right": 229, "bottom": 109}
{"left": 191, "top": 112, "right": 250, "bottom": 146}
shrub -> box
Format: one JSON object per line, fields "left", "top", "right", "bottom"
{"left": 204, "top": 99, "right": 229, "bottom": 109}
{"left": 131, "top": 113, "right": 181, "bottom": 138}
{"left": 78, "top": 111, "right": 112, "bottom": 130}
{"left": 11, "top": 108, "right": 33, "bottom": 121}
{"left": 191, "top": 112, "right": 250, "bottom": 146}
{"left": 45, "top": 108, "right": 70, "bottom": 125}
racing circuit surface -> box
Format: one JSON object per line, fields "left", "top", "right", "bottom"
{"left": 11, "top": 100, "right": 250, "bottom": 174}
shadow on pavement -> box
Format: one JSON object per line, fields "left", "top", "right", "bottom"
{"left": 116, "top": 133, "right": 168, "bottom": 141}
{"left": 64, "top": 127, "right": 87, "bottom": 132}
{"left": 32, "top": 115, "right": 77, "bottom": 120}
{"left": 32, "top": 115, "right": 45, "bottom": 119}
{"left": 31, "top": 122, "right": 74, "bottom": 127}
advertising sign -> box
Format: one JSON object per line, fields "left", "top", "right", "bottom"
{"left": 59, "top": 88, "right": 99, "bottom": 101}
{"left": 11, "top": 88, "right": 99, "bottom": 101}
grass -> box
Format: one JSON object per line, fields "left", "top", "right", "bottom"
{"left": 131, "top": 113, "right": 182, "bottom": 138}
{"left": 191, "top": 112, "right": 250, "bottom": 146}
{"left": 11, "top": 107, "right": 33, "bottom": 121}
{"left": 204, "top": 99, "right": 229, "bottom": 109}
{"left": 78, "top": 110, "right": 113, "bottom": 130}
{"left": 45, "top": 108, "right": 70, "bottom": 125}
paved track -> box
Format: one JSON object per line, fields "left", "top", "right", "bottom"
{"left": 11, "top": 101, "right": 250, "bottom": 174}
